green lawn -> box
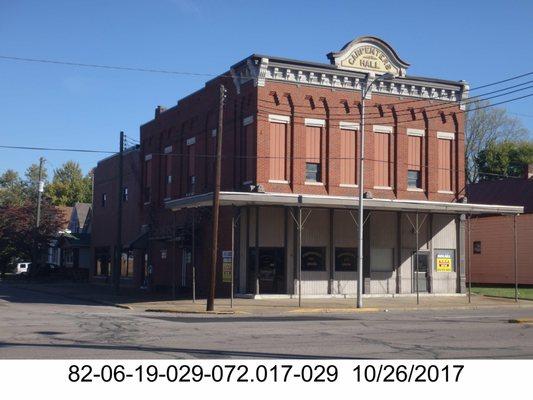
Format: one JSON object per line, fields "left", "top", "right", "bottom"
{"left": 471, "top": 286, "right": 533, "bottom": 301}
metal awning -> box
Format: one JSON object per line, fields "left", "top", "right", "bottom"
{"left": 165, "top": 191, "right": 523, "bottom": 215}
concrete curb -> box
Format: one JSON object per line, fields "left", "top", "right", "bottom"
{"left": 481, "top": 294, "right": 533, "bottom": 302}
{"left": 288, "top": 307, "right": 382, "bottom": 314}
{"left": 7, "top": 284, "right": 133, "bottom": 310}
{"left": 145, "top": 308, "right": 239, "bottom": 315}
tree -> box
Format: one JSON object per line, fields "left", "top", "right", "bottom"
{"left": 465, "top": 100, "right": 529, "bottom": 183}
{"left": 0, "top": 198, "right": 63, "bottom": 277}
{"left": 0, "top": 169, "right": 26, "bottom": 206}
{"left": 47, "top": 161, "right": 92, "bottom": 206}
{"left": 475, "top": 140, "right": 533, "bottom": 181}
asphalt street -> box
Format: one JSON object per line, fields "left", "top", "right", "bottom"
{"left": 1, "top": 285, "right": 532, "bottom": 359}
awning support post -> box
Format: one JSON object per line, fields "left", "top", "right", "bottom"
{"left": 192, "top": 209, "right": 196, "bottom": 303}
{"left": 255, "top": 206, "right": 260, "bottom": 296}
{"left": 514, "top": 214, "right": 518, "bottom": 303}
{"left": 415, "top": 212, "right": 420, "bottom": 305}
{"left": 297, "top": 197, "right": 302, "bottom": 307}
{"left": 231, "top": 211, "right": 235, "bottom": 308}
{"left": 467, "top": 213, "right": 471, "bottom": 304}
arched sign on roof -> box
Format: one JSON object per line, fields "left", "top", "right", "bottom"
{"left": 327, "top": 36, "right": 410, "bottom": 77}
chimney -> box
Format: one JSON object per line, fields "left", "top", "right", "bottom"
{"left": 155, "top": 105, "right": 167, "bottom": 118}
{"left": 525, "top": 163, "right": 533, "bottom": 180}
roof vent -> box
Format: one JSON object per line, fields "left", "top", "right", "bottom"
{"left": 155, "top": 105, "right": 167, "bottom": 118}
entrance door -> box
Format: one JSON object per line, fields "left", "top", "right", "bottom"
{"left": 413, "top": 251, "right": 430, "bottom": 293}
{"left": 248, "top": 248, "right": 285, "bottom": 294}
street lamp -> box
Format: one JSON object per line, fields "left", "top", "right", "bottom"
{"left": 357, "top": 72, "right": 394, "bottom": 308}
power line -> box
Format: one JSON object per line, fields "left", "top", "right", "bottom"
{"left": 0, "top": 145, "right": 115, "bottom": 154}
{"left": 0, "top": 55, "right": 223, "bottom": 78}
{"left": 470, "top": 71, "right": 533, "bottom": 91}
{"left": 1, "top": 53, "right": 532, "bottom": 96}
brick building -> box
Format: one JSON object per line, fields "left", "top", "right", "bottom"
{"left": 91, "top": 145, "right": 144, "bottom": 287}
{"left": 467, "top": 165, "right": 533, "bottom": 285}
{"left": 95, "top": 36, "right": 522, "bottom": 297}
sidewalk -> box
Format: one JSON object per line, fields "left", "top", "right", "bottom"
{"left": 4, "top": 280, "right": 532, "bottom": 315}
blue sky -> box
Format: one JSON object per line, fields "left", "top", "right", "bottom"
{"left": 1, "top": 0, "right": 532, "bottom": 177}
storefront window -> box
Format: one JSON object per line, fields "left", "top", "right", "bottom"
{"left": 301, "top": 247, "right": 326, "bottom": 271}
{"left": 95, "top": 248, "right": 111, "bottom": 276}
{"left": 335, "top": 247, "right": 357, "bottom": 271}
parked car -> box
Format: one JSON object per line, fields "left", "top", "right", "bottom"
{"left": 15, "top": 262, "right": 31, "bottom": 275}
{"left": 28, "top": 262, "right": 67, "bottom": 279}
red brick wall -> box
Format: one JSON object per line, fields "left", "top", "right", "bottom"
{"left": 256, "top": 81, "right": 465, "bottom": 202}
{"left": 135, "top": 73, "right": 465, "bottom": 293}
{"left": 91, "top": 148, "right": 143, "bottom": 285}
{"left": 468, "top": 214, "right": 533, "bottom": 285}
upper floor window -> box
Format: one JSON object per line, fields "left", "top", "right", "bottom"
{"left": 186, "top": 137, "right": 196, "bottom": 195}
{"left": 243, "top": 116, "right": 255, "bottom": 184}
{"left": 101, "top": 193, "right": 107, "bottom": 207}
{"left": 373, "top": 125, "right": 392, "bottom": 188}
{"left": 437, "top": 132, "right": 454, "bottom": 192}
{"left": 407, "top": 128, "right": 424, "bottom": 189}
{"left": 144, "top": 155, "right": 152, "bottom": 203}
{"left": 339, "top": 121, "right": 358, "bottom": 186}
{"left": 305, "top": 162, "right": 321, "bottom": 182}
{"left": 305, "top": 118, "right": 324, "bottom": 183}
{"left": 164, "top": 146, "right": 173, "bottom": 199}
{"left": 122, "top": 187, "right": 128, "bottom": 202}
{"left": 268, "top": 115, "right": 289, "bottom": 182}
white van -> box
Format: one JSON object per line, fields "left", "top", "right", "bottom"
{"left": 15, "top": 262, "right": 31, "bottom": 275}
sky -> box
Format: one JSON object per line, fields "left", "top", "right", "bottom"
{"left": 1, "top": 0, "right": 532, "bottom": 177}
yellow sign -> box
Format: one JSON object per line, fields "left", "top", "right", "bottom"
{"left": 340, "top": 45, "right": 400, "bottom": 75}
{"left": 436, "top": 256, "right": 453, "bottom": 272}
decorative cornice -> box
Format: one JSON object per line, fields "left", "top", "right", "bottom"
{"left": 230, "top": 55, "right": 467, "bottom": 105}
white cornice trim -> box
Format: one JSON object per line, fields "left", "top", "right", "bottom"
{"left": 407, "top": 128, "right": 425, "bottom": 137}
{"left": 339, "top": 121, "right": 360, "bottom": 131}
{"left": 437, "top": 131, "right": 455, "bottom": 140}
{"left": 305, "top": 118, "right": 326, "bottom": 127}
{"left": 268, "top": 114, "right": 290, "bottom": 124}
{"left": 259, "top": 65, "right": 462, "bottom": 103}
{"left": 373, "top": 125, "right": 393, "bottom": 134}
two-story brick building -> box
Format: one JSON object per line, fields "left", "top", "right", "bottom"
{"left": 104, "top": 36, "right": 522, "bottom": 297}
{"left": 91, "top": 145, "right": 145, "bottom": 287}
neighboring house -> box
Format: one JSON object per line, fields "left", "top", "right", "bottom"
{"left": 58, "top": 203, "right": 92, "bottom": 273}
{"left": 91, "top": 146, "right": 143, "bottom": 286}
{"left": 467, "top": 164, "right": 533, "bottom": 285}
{"left": 47, "top": 205, "right": 72, "bottom": 265}
{"left": 91, "top": 36, "right": 520, "bottom": 296}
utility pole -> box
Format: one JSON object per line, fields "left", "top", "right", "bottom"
{"left": 114, "top": 131, "right": 124, "bottom": 294}
{"left": 207, "top": 84, "right": 226, "bottom": 312}
{"left": 356, "top": 72, "right": 394, "bottom": 309}
{"left": 36, "top": 157, "right": 45, "bottom": 228}
{"left": 34, "top": 157, "right": 45, "bottom": 267}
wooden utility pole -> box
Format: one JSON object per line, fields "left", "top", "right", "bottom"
{"left": 113, "top": 131, "right": 124, "bottom": 294}
{"left": 207, "top": 85, "right": 226, "bottom": 311}
{"left": 36, "top": 157, "right": 45, "bottom": 228}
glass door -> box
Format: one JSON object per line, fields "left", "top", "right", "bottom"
{"left": 413, "top": 251, "right": 430, "bottom": 293}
